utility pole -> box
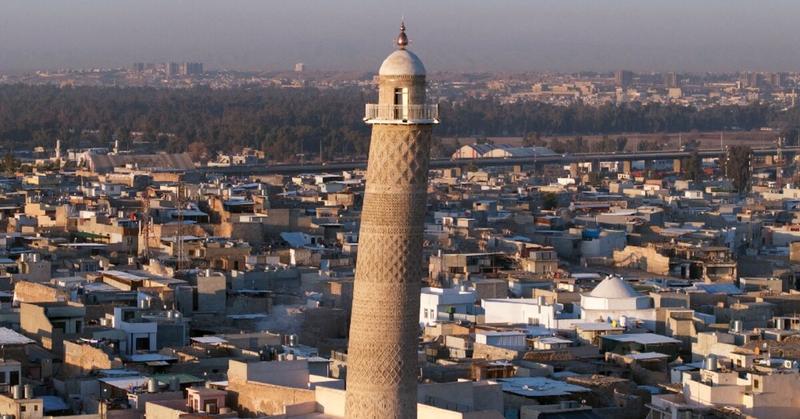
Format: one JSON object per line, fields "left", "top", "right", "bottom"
{"left": 176, "top": 182, "right": 185, "bottom": 271}
{"left": 140, "top": 195, "right": 152, "bottom": 260}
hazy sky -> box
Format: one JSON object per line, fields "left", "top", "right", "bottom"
{"left": 2, "top": 0, "right": 800, "bottom": 73}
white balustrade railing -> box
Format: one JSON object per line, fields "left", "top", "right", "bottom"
{"left": 364, "top": 104, "right": 439, "bottom": 123}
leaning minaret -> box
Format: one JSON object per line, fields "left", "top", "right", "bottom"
{"left": 345, "top": 23, "right": 438, "bottom": 418}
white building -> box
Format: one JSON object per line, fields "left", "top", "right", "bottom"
{"left": 475, "top": 331, "right": 526, "bottom": 349}
{"left": 579, "top": 275, "right": 656, "bottom": 330}
{"left": 419, "top": 286, "right": 478, "bottom": 325}
{"left": 111, "top": 306, "right": 157, "bottom": 355}
{"left": 650, "top": 357, "right": 800, "bottom": 419}
{"left": 482, "top": 298, "right": 580, "bottom": 329}
{"left": 579, "top": 229, "right": 627, "bottom": 259}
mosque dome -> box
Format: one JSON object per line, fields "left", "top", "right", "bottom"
{"left": 588, "top": 275, "right": 641, "bottom": 299}
{"left": 378, "top": 22, "right": 426, "bottom": 77}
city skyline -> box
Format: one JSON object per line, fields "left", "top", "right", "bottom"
{"left": 3, "top": 0, "right": 800, "bottom": 73}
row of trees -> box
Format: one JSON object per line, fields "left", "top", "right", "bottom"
{"left": 0, "top": 84, "right": 791, "bottom": 161}
{"left": 681, "top": 145, "right": 752, "bottom": 193}
{"left": 439, "top": 99, "right": 774, "bottom": 137}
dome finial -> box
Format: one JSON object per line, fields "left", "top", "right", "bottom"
{"left": 396, "top": 20, "right": 408, "bottom": 49}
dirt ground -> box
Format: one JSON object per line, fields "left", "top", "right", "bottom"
{"left": 441, "top": 130, "right": 778, "bottom": 151}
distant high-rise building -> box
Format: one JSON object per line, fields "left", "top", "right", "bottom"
{"left": 740, "top": 71, "right": 763, "bottom": 88}
{"left": 768, "top": 72, "right": 784, "bottom": 88}
{"left": 131, "top": 62, "right": 146, "bottom": 73}
{"left": 664, "top": 72, "right": 679, "bottom": 89}
{"left": 294, "top": 62, "right": 305, "bottom": 73}
{"left": 165, "top": 62, "right": 180, "bottom": 77}
{"left": 179, "top": 62, "right": 204, "bottom": 76}
{"left": 615, "top": 70, "right": 633, "bottom": 88}
{"left": 748, "top": 72, "right": 761, "bottom": 88}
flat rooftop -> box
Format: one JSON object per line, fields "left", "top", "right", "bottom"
{"left": 603, "top": 333, "right": 681, "bottom": 345}
{"left": 498, "top": 377, "right": 590, "bottom": 398}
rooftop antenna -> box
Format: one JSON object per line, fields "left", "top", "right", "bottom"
{"left": 140, "top": 196, "right": 152, "bottom": 260}
{"left": 176, "top": 182, "right": 185, "bottom": 271}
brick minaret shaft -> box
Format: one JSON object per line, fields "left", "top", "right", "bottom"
{"left": 345, "top": 23, "right": 435, "bottom": 418}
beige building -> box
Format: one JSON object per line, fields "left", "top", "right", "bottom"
{"left": 651, "top": 358, "right": 800, "bottom": 418}
{"left": 0, "top": 391, "right": 43, "bottom": 419}
{"left": 20, "top": 301, "right": 85, "bottom": 356}
{"left": 145, "top": 387, "right": 233, "bottom": 419}
{"left": 519, "top": 245, "right": 558, "bottom": 275}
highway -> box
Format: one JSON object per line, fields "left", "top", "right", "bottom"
{"left": 195, "top": 146, "right": 800, "bottom": 176}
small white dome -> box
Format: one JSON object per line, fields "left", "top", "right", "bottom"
{"left": 378, "top": 49, "right": 426, "bottom": 76}
{"left": 588, "top": 276, "right": 641, "bottom": 299}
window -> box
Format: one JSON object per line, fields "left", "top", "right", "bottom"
{"left": 753, "top": 379, "right": 760, "bottom": 389}
{"left": 205, "top": 401, "right": 218, "bottom": 414}
{"left": 20, "top": 406, "right": 25, "bottom": 412}
{"left": 393, "top": 88, "right": 409, "bottom": 119}
{"left": 136, "top": 336, "right": 150, "bottom": 351}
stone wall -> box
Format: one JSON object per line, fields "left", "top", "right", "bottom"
{"left": 63, "top": 341, "right": 123, "bottom": 376}
{"left": 14, "top": 281, "right": 66, "bottom": 303}
{"left": 471, "top": 342, "right": 522, "bottom": 361}
{"left": 613, "top": 245, "right": 670, "bottom": 275}
{"left": 226, "top": 380, "right": 315, "bottom": 417}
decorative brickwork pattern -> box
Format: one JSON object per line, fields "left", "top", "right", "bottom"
{"left": 345, "top": 123, "right": 433, "bottom": 418}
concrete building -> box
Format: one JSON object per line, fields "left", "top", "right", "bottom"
{"left": 482, "top": 298, "right": 580, "bottom": 329}
{"left": 419, "top": 286, "right": 478, "bottom": 325}
{"left": 0, "top": 391, "right": 43, "bottom": 419}
{"left": 110, "top": 306, "right": 158, "bottom": 355}
{"left": 196, "top": 270, "right": 226, "bottom": 314}
{"left": 651, "top": 357, "right": 800, "bottom": 418}
{"left": 20, "top": 301, "right": 85, "bottom": 356}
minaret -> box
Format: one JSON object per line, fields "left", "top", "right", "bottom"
{"left": 345, "top": 22, "right": 438, "bottom": 418}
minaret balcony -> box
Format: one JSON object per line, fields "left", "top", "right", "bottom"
{"left": 364, "top": 104, "right": 439, "bottom": 125}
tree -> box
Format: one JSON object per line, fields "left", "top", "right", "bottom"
{"left": 0, "top": 84, "right": 785, "bottom": 163}
{"left": 1, "top": 153, "right": 18, "bottom": 173}
{"left": 541, "top": 192, "right": 558, "bottom": 210}
{"left": 614, "top": 136, "right": 628, "bottom": 151}
{"left": 724, "top": 145, "right": 752, "bottom": 194}
{"left": 522, "top": 132, "right": 542, "bottom": 147}
{"left": 586, "top": 172, "right": 602, "bottom": 187}
{"left": 187, "top": 141, "right": 209, "bottom": 162}
{"left": 685, "top": 151, "right": 703, "bottom": 182}
{"left": 637, "top": 138, "right": 663, "bottom": 151}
